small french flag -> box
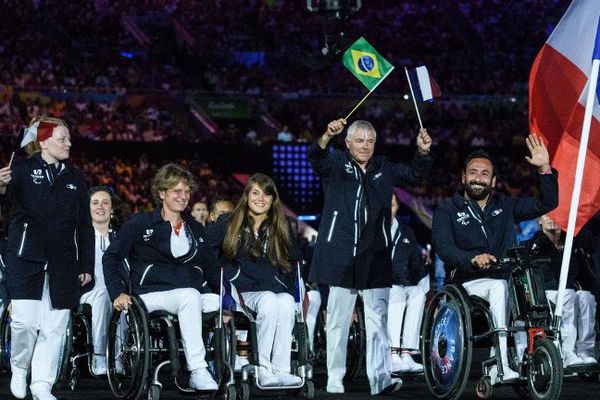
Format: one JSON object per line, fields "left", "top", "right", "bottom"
{"left": 407, "top": 66, "right": 442, "bottom": 102}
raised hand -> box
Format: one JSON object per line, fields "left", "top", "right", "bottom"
{"left": 416, "top": 128, "right": 432, "bottom": 154}
{"left": 324, "top": 118, "right": 347, "bottom": 138}
{"left": 525, "top": 134, "right": 551, "bottom": 172}
{"left": 0, "top": 166, "right": 12, "bottom": 187}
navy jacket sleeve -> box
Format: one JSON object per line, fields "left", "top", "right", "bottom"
{"left": 406, "top": 227, "right": 427, "bottom": 281}
{"left": 204, "top": 215, "right": 240, "bottom": 282}
{"left": 76, "top": 172, "right": 94, "bottom": 276}
{"left": 432, "top": 202, "right": 478, "bottom": 276}
{"left": 512, "top": 169, "right": 559, "bottom": 222}
{"left": 388, "top": 152, "right": 433, "bottom": 185}
{"left": 307, "top": 141, "right": 337, "bottom": 179}
{"left": 103, "top": 218, "right": 136, "bottom": 301}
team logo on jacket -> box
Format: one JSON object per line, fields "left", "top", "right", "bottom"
{"left": 143, "top": 229, "right": 154, "bottom": 241}
{"left": 345, "top": 161, "right": 354, "bottom": 174}
{"left": 402, "top": 237, "right": 410, "bottom": 243}
{"left": 491, "top": 208, "right": 503, "bottom": 217}
{"left": 30, "top": 169, "right": 44, "bottom": 184}
{"left": 373, "top": 172, "right": 382, "bottom": 180}
{"left": 66, "top": 184, "right": 77, "bottom": 190}
{"left": 456, "top": 211, "right": 470, "bottom": 225}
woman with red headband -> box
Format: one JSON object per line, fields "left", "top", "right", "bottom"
{"left": 0, "top": 116, "right": 94, "bottom": 400}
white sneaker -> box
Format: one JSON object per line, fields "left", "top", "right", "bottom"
{"left": 391, "top": 353, "right": 406, "bottom": 373}
{"left": 377, "top": 377, "right": 403, "bottom": 395}
{"left": 234, "top": 355, "right": 249, "bottom": 372}
{"left": 326, "top": 379, "right": 344, "bottom": 393}
{"left": 401, "top": 353, "right": 424, "bottom": 373}
{"left": 31, "top": 383, "right": 57, "bottom": 400}
{"left": 580, "top": 355, "right": 598, "bottom": 365}
{"left": 92, "top": 355, "right": 107, "bottom": 375}
{"left": 488, "top": 364, "right": 519, "bottom": 384}
{"left": 257, "top": 366, "right": 278, "bottom": 387}
{"left": 273, "top": 370, "right": 302, "bottom": 386}
{"left": 564, "top": 351, "right": 585, "bottom": 368}
{"left": 189, "top": 368, "right": 218, "bottom": 391}
{"left": 10, "top": 368, "right": 27, "bottom": 399}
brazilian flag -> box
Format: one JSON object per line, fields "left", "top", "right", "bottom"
{"left": 342, "top": 37, "right": 394, "bottom": 91}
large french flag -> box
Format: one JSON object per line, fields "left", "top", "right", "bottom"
{"left": 529, "top": 0, "right": 600, "bottom": 234}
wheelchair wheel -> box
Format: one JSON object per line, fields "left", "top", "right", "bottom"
{"left": 0, "top": 305, "right": 11, "bottom": 372}
{"left": 107, "top": 297, "right": 150, "bottom": 400}
{"left": 237, "top": 381, "right": 250, "bottom": 400}
{"left": 526, "top": 338, "right": 563, "bottom": 400}
{"left": 421, "top": 285, "right": 473, "bottom": 400}
{"left": 147, "top": 384, "right": 160, "bottom": 400}
{"left": 56, "top": 312, "right": 74, "bottom": 389}
{"left": 344, "top": 300, "right": 365, "bottom": 382}
{"left": 302, "top": 380, "right": 315, "bottom": 399}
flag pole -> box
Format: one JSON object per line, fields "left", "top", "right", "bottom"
{"left": 344, "top": 67, "right": 395, "bottom": 120}
{"left": 218, "top": 267, "right": 224, "bottom": 329}
{"left": 553, "top": 18, "right": 600, "bottom": 327}
{"left": 405, "top": 67, "right": 424, "bottom": 129}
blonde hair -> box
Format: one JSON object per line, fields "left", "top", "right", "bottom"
{"left": 24, "top": 116, "right": 69, "bottom": 156}
{"left": 150, "top": 164, "right": 198, "bottom": 205}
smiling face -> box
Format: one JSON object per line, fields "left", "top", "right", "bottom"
{"left": 160, "top": 181, "right": 192, "bottom": 215}
{"left": 90, "top": 190, "right": 112, "bottom": 227}
{"left": 40, "top": 125, "right": 71, "bottom": 163}
{"left": 462, "top": 157, "right": 496, "bottom": 201}
{"left": 346, "top": 128, "right": 375, "bottom": 166}
{"left": 247, "top": 183, "right": 273, "bottom": 218}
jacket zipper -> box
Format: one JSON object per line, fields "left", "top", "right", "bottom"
{"left": 18, "top": 223, "right": 28, "bottom": 256}
{"left": 139, "top": 264, "right": 154, "bottom": 285}
{"left": 382, "top": 217, "right": 388, "bottom": 247}
{"left": 327, "top": 211, "right": 338, "bottom": 242}
{"left": 73, "top": 228, "right": 79, "bottom": 261}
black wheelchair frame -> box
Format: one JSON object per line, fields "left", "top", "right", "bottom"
{"left": 232, "top": 305, "right": 315, "bottom": 400}
{"left": 421, "top": 246, "right": 564, "bottom": 400}
{"left": 105, "top": 295, "right": 235, "bottom": 400}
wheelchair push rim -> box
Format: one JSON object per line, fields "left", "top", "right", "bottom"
{"left": 422, "top": 286, "right": 473, "bottom": 400}
{"left": 107, "top": 296, "right": 150, "bottom": 400}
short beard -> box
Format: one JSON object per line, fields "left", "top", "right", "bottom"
{"left": 465, "top": 183, "right": 491, "bottom": 201}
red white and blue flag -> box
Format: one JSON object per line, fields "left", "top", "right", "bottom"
{"left": 529, "top": 0, "right": 600, "bottom": 234}
{"left": 407, "top": 66, "right": 442, "bottom": 102}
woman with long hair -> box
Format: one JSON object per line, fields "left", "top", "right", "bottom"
{"left": 80, "top": 186, "right": 129, "bottom": 375}
{"left": 0, "top": 116, "right": 94, "bottom": 400}
{"left": 208, "top": 173, "right": 302, "bottom": 387}
{"left": 103, "top": 164, "right": 221, "bottom": 391}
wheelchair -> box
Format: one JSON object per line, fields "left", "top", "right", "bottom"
{"left": 421, "top": 246, "right": 564, "bottom": 400}
{"left": 232, "top": 304, "right": 315, "bottom": 400}
{"left": 106, "top": 295, "right": 236, "bottom": 400}
{"left": 0, "top": 302, "right": 10, "bottom": 373}
{"left": 55, "top": 303, "right": 102, "bottom": 390}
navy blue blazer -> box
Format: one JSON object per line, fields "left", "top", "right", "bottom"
{"left": 103, "top": 207, "right": 220, "bottom": 301}
{"left": 432, "top": 170, "right": 558, "bottom": 283}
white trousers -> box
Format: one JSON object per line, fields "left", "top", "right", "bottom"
{"left": 462, "top": 279, "right": 510, "bottom": 365}
{"left": 387, "top": 285, "right": 426, "bottom": 350}
{"left": 306, "top": 290, "right": 322, "bottom": 352}
{"left": 80, "top": 288, "right": 112, "bottom": 358}
{"left": 242, "top": 291, "right": 296, "bottom": 373}
{"left": 11, "top": 274, "right": 70, "bottom": 389}
{"left": 326, "top": 286, "right": 394, "bottom": 395}
{"left": 546, "top": 289, "right": 577, "bottom": 354}
{"left": 576, "top": 290, "right": 597, "bottom": 357}
{"left": 139, "top": 289, "right": 219, "bottom": 370}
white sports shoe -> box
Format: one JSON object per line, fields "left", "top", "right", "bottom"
{"left": 31, "top": 383, "right": 57, "bottom": 400}
{"left": 257, "top": 366, "right": 279, "bottom": 387}
{"left": 10, "top": 368, "right": 27, "bottom": 399}
{"left": 234, "top": 355, "right": 249, "bottom": 372}
{"left": 564, "top": 351, "right": 585, "bottom": 368}
{"left": 273, "top": 370, "right": 302, "bottom": 386}
{"left": 189, "top": 368, "right": 218, "bottom": 391}
{"left": 488, "top": 364, "right": 519, "bottom": 384}
{"left": 391, "top": 353, "right": 407, "bottom": 372}
{"left": 401, "top": 353, "right": 424, "bottom": 373}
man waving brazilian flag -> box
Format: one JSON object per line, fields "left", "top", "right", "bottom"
{"left": 342, "top": 37, "right": 395, "bottom": 91}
